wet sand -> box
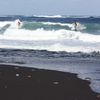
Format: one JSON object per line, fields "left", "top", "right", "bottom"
{"left": 0, "top": 64, "right": 99, "bottom": 100}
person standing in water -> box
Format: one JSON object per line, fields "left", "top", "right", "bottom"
{"left": 74, "top": 21, "right": 77, "bottom": 31}
{"left": 15, "top": 19, "right": 22, "bottom": 28}
{"left": 17, "top": 20, "right": 21, "bottom": 28}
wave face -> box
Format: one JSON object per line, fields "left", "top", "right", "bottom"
{"left": 0, "top": 16, "right": 100, "bottom": 53}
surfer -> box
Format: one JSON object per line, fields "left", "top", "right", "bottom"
{"left": 74, "top": 21, "right": 78, "bottom": 31}
{"left": 17, "top": 20, "right": 21, "bottom": 28}
{"left": 14, "top": 19, "right": 22, "bottom": 28}
{"left": 18, "top": 21, "right": 21, "bottom": 27}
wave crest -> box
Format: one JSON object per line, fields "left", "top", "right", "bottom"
{"left": 33, "top": 15, "right": 62, "bottom": 18}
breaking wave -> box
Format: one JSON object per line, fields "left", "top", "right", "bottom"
{"left": 0, "top": 19, "right": 100, "bottom": 53}
{"left": 33, "top": 15, "right": 62, "bottom": 18}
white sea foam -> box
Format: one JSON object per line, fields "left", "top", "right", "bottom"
{"left": 33, "top": 15, "right": 62, "bottom": 18}
{"left": 0, "top": 28, "right": 99, "bottom": 42}
{"left": 9, "top": 19, "right": 23, "bottom": 29}
{"left": 0, "top": 19, "right": 23, "bottom": 29}
{"left": 0, "top": 27, "right": 100, "bottom": 52}
{"left": 42, "top": 22, "right": 73, "bottom": 27}
{"left": 0, "top": 20, "right": 99, "bottom": 52}
{"left": 0, "top": 21, "right": 12, "bottom": 28}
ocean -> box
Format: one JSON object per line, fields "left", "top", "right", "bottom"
{"left": 0, "top": 15, "right": 100, "bottom": 93}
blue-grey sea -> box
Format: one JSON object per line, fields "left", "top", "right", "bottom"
{"left": 0, "top": 15, "right": 100, "bottom": 93}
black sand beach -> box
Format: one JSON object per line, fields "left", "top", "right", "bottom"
{"left": 0, "top": 64, "right": 99, "bottom": 100}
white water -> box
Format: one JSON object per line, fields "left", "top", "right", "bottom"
{"left": 0, "top": 21, "right": 100, "bottom": 52}
{"left": 0, "top": 21, "right": 12, "bottom": 27}
{"left": 42, "top": 22, "right": 86, "bottom": 30}
{"left": 33, "top": 15, "right": 62, "bottom": 18}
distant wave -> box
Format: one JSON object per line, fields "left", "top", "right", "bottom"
{"left": 63, "top": 15, "right": 93, "bottom": 18}
{"left": 33, "top": 15, "right": 62, "bottom": 18}
{"left": 33, "top": 15, "right": 100, "bottom": 18}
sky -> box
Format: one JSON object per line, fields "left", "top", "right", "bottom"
{"left": 0, "top": 0, "right": 100, "bottom": 15}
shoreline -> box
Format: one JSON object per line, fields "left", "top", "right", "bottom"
{"left": 0, "top": 64, "right": 99, "bottom": 100}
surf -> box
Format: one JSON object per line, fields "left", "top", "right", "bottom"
{"left": 0, "top": 28, "right": 100, "bottom": 52}
{"left": 0, "top": 19, "right": 100, "bottom": 52}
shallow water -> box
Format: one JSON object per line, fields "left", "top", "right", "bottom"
{"left": 0, "top": 49, "right": 100, "bottom": 93}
